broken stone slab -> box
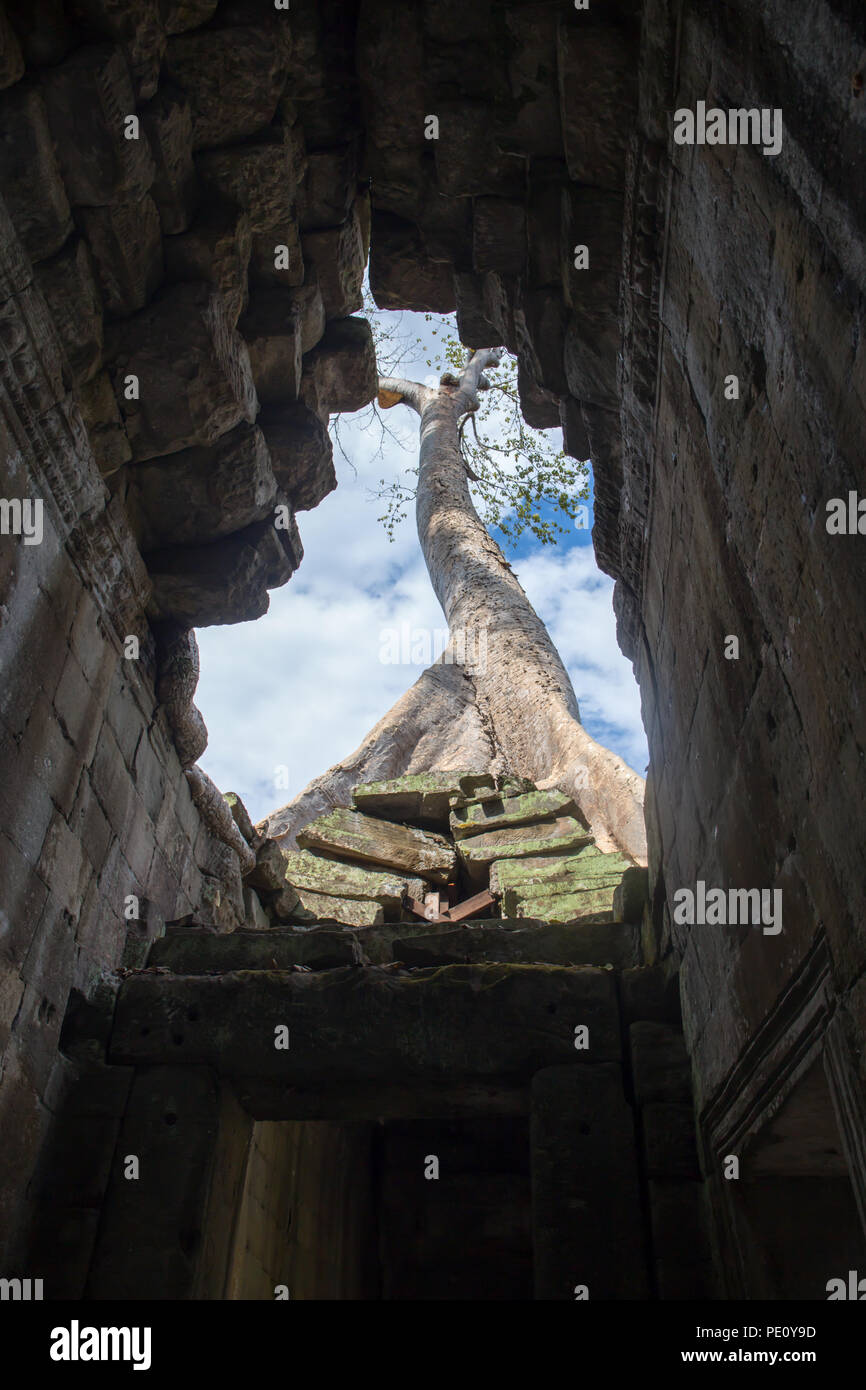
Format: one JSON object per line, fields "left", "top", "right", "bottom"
{"left": 108, "top": 962, "right": 622, "bottom": 1082}
{"left": 148, "top": 925, "right": 361, "bottom": 973}
{"left": 106, "top": 282, "right": 258, "bottom": 461}
{"left": 140, "top": 84, "right": 197, "bottom": 234}
{"left": 163, "top": 24, "right": 287, "bottom": 151}
{"left": 283, "top": 849, "right": 411, "bottom": 914}
{"left": 352, "top": 772, "right": 496, "bottom": 827}
{"left": 491, "top": 847, "right": 633, "bottom": 923}
{"left": 369, "top": 209, "right": 457, "bottom": 313}
{"left": 289, "top": 891, "right": 384, "bottom": 929}
{"left": 79, "top": 193, "right": 165, "bottom": 318}
{"left": 296, "top": 808, "right": 456, "bottom": 885}
{"left": 41, "top": 44, "right": 156, "bottom": 205}
{"left": 223, "top": 791, "right": 261, "bottom": 850}
{"left": 285, "top": 274, "right": 326, "bottom": 355}
{"left": 458, "top": 816, "right": 594, "bottom": 884}
{"left": 0, "top": 81, "right": 73, "bottom": 261}
{"left": 450, "top": 788, "right": 580, "bottom": 841}
{"left": 301, "top": 316, "right": 377, "bottom": 414}
{"left": 259, "top": 401, "right": 336, "bottom": 511}
{"left": 378, "top": 920, "right": 641, "bottom": 970}
{"left": 147, "top": 516, "right": 301, "bottom": 627}
{"left": 267, "top": 883, "right": 302, "bottom": 923}
{"left": 245, "top": 838, "right": 290, "bottom": 895}
{"left": 298, "top": 142, "right": 360, "bottom": 231}
{"left": 163, "top": 198, "right": 252, "bottom": 327}
{"left": 239, "top": 290, "right": 302, "bottom": 406}
{"left": 130, "top": 422, "right": 278, "bottom": 549}
{"left": 242, "top": 883, "right": 270, "bottom": 931}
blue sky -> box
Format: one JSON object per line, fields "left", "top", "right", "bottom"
{"left": 194, "top": 302, "right": 648, "bottom": 823}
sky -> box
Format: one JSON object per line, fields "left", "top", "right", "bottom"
{"left": 194, "top": 301, "right": 649, "bottom": 824}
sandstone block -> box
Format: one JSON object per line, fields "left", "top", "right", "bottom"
{"left": 454, "top": 272, "right": 499, "bottom": 349}
{"left": 299, "top": 142, "right": 359, "bottom": 231}
{"left": 459, "top": 816, "right": 594, "bottom": 884}
{"left": 517, "top": 361, "right": 561, "bottom": 430}
{"left": 0, "top": 82, "right": 72, "bottom": 260}
{"left": 106, "top": 282, "right": 258, "bottom": 461}
{"left": 147, "top": 516, "right": 301, "bottom": 627}
{"left": 164, "top": 25, "right": 287, "bottom": 151}
{"left": 77, "top": 370, "right": 132, "bottom": 475}
{"left": 289, "top": 891, "right": 384, "bottom": 929}
{"left": 642, "top": 1103, "right": 700, "bottom": 1180}
{"left": 370, "top": 210, "right": 456, "bottom": 313}
{"left": 472, "top": 197, "right": 527, "bottom": 276}
{"left": 301, "top": 202, "right": 366, "bottom": 318}
{"left": 0, "top": 9, "right": 24, "bottom": 88}
{"left": 78, "top": 194, "right": 164, "bottom": 317}
{"left": 389, "top": 920, "right": 641, "bottom": 970}
{"left": 557, "top": 16, "right": 636, "bottom": 192}
{"left": 613, "top": 865, "right": 649, "bottom": 924}
{"left": 297, "top": 808, "right": 456, "bottom": 884}
{"left": 196, "top": 126, "right": 305, "bottom": 235}
{"left": 149, "top": 925, "right": 360, "bottom": 973}
{"left": 283, "top": 849, "right": 410, "bottom": 913}
{"left": 34, "top": 237, "right": 103, "bottom": 384}
{"left": 260, "top": 401, "right": 335, "bottom": 512}
{"left": 490, "top": 847, "right": 633, "bottom": 923}
{"left": 286, "top": 275, "right": 326, "bottom": 355}
{"left": 300, "top": 317, "right": 377, "bottom": 414}
{"left": 246, "top": 839, "right": 290, "bottom": 895}
{"left": 140, "top": 84, "right": 197, "bottom": 234}
{"left": 162, "top": 0, "right": 218, "bottom": 34}
{"left": 66, "top": 0, "right": 166, "bottom": 99}
{"left": 239, "top": 290, "right": 303, "bottom": 406}
{"left": 41, "top": 44, "right": 156, "bottom": 205}
{"left": 629, "top": 1022, "right": 693, "bottom": 1105}
{"left": 353, "top": 772, "right": 496, "bottom": 826}
{"left": 450, "top": 788, "right": 580, "bottom": 841}
{"left": 163, "top": 199, "right": 252, "bottom": 327}
{"left": 131, "top": 422, "right": 278, "bottom": 548}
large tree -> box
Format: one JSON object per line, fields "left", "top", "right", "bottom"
{"left": 263, "top": 340, "right": 646, "bottom": 862}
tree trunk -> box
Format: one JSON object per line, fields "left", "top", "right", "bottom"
{"left": 263, "top": 354, "right": 646, "bottom": 863}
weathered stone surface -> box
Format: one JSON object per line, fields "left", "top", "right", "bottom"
{"left": 163, "top": 25, "right": 287, "bottom": 150}
{"left": 299, "top": 142, "right": 360, "bottom": 231}
{"left": 459, "top": 816, "right": 593, "bottom": 883}
{"left": 557, "top": 14, "right": 638, "bottom": 191}
{"left": 33, "top": 238, "right": 103, "bottom": 385}
{"left": 78, "top": 195, "right": 164, "bottom": 318}
{"left": 66, "top": 0, "right": 166, "bottom": 100}
{"left": 4, "top": 0, "right": 70, "bottom": 66}
{"left": 301, "top": 202, "right": 366, "bottom": 318}
{"left": 131, "top": 422, "right": 277, "bottom": 548}
{"left": 620, "top": 965, "right": 681, "bottom": 1026}
{"left": 41, "top": 44, "right": 156, "bottom": 205}
{"left": 300, "top": 317, "right": 377, "bottom": 414}
{"left": 386, "top": 920, "right": 641, "bottom": 970}
{"left": 149, "top": 926, "right": 361, "bottom": 973}
{"left": 147, "top": 517, "right": 301, "bottom": 627}
{"left": 649, "top": 1180, "right": 717, "bottom": 1300}
{"left": 370, "top": 210, "right": 457, "bottom": 313}
{"left": 450, "top": 789, "right": 580, "bottom": 841}
{"left": 163, "top": 199, "right": 252, "bottom": 327}
{"left": 289, "top": 891, "right": 384, "bottom": 929}
{"left": 0, "top": 82, "right": 72, "bottom": 260}
{"left": 109, "top": 964, "right": 622, "bottom": 1081}
{"left": 260, "top": 402, "right": 336, "bottom": 512}
{"left": 162, "top": 0, "right": 218, "bottom": 34}
{"left": 297, "top": 808, "right": 456, "bottom": 884}
{"left": 613, "top": 865, "right": 649, "bottom": 924}
{"left": 353, "top": 772, "right": 496, "bottom": 826}
{"left": 140, "top": 84, "right": 197, "bottom": 234}
{"left": 286, "top": 275, "right": 326, "bottom": 355}
{"left": 77, "top": 370, "right": 132, "bottom": 475}
{"left": 246, "top": 839, "right": 290, "bottom": 896}
{"left": 472, "top": 197, "right": 526, "bottom": 277}
{"left": 630, "top": 1022, "right": 692, "bottom": 1106}
{"left": 490, "top": 846, "right": 633, "bottom": 922}
{"left": 106, "top": 282, "right": 258, "bottom": 460}
{"left": 239, "top": 291, "right": 303, "bottom": 406}
{"left": 242, "top": 884, "right": 269, "bottom": 930}
{"left": 454, "top": 272, "right": 499, "bottom": 349}
{"left": 283, "top": 850, "right": 411, "bottom": 914}
{"left": 531, "top": 1065, "right": 649, "bottom": 1299}
{"left": 196, "top": 125, "right": 304, "bottom": 237}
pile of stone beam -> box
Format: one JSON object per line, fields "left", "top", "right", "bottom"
{"left": 240, "top": 770, "right": 647, "bottom": 931}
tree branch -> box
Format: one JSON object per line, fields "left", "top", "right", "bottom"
{"left": 377, "top": 375, "right": 432, "bottom": 414}
{"left": 454, "top": 348, "right": 503, "bottom": 413}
